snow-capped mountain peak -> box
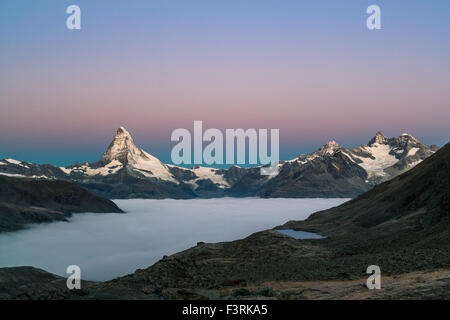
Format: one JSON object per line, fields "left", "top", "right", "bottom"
{"left": 316, "top": 140, "right": 340, "bottom": 156}
{"left": 395, "top": 133, "right": 419, "bottom": 144}
{"left": 55, "top": 127, "right": 179, "bottom": 183}
{"left": 102, "top": 126, "right": 141, "bottom": 163}
{"left": 368, "top": 132, "right": 387, "bottom": 146}
{"left": 340, "top": 132, "right": 437, "bottom": 184}
{"left": 287, "top": 140, "right": 341, "bottom": 164}
{"left": 99, "top": 127, "right": 178, "bottom": 183}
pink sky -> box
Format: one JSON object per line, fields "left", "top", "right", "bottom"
{"left": 1, "top": 1, "right": 449, "bottom": 165}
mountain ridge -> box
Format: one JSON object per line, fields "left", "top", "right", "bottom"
{"left": 0, "top": 175, "right": 123, "bottom": 232}
{"left": 0, "top": 127, "right": 439, "bottom": 199}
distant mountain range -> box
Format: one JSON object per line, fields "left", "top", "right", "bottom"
{"left": 0, "top": 127, "right": 439, "bottom": 199}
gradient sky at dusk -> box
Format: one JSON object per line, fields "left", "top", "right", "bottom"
{"left": 1, "top": 0, "right": 449, "bottom": 166}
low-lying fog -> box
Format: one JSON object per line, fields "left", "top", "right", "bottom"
{"left": 0, "top": 198, "right": 348, "bottom": 281}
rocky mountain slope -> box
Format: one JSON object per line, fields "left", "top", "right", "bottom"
{"left": 281, "top": 142, "right": 449, "bottom": 244}
{"left": 0, "top": 127, "right": 439, "bottom": 199}
{"left": 0, "top": 142, "right": 448, "bottom": 299}
{"left": 0, "top": 175, "right": 123, "bottom": 232}
{"left": 1, "top": 265, "right": 448, "bottom": 300}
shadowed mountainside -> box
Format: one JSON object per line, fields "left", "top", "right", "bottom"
{"left": 0, "top": 175, "right": 123, "bottom": 232}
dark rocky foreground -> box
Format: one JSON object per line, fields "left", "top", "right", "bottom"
{"left": 0, "top": 265, "right": 449, "bottom": 300}
{"left": 0, "top": 143, "right": 448, "bottom": 299}
{"left": 0, "top": 176, "right": 123, "bottom": 232}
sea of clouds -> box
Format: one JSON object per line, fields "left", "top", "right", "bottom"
{"left": 0, "top": 198, "right": 348, "bottom": 281}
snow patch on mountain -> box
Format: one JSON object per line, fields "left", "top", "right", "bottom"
{"left": 351, "top": 143, "right": 398, "bottom": 178}
{"left": 63, "top": 160, "right": 123, "bottom": 177}
{"left": 0, "top": 172, "right": 27, "bottom": 178}
{"left": 190, "top": 167, "right": 230, "bottom": 189}
{"left": 59, "top": 167, "right": 72, "bottom": 175}
{"left": 0, "top": 172, "right": 49, "bottom": 179}
{"left": 5, "top": 159, "right": 23, "bottom": 165}
{"left": 129, "top": 150, "right": 178, "bottom": 183}
{"left": 407, "top": 147, "right": 420, "bottom": 157}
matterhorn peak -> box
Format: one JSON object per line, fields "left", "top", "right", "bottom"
{"left": 317, "top": 140, "right": 340, "bottom": 156}
{"left": 97, "top": 127, "right": 178, "bottom": 183}
{"left": 102, "top": 126, "right": 141, "bottom": 163}
{"left": 116, "top": 126, "right": 131, "bottom": 135}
